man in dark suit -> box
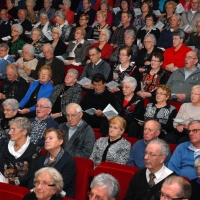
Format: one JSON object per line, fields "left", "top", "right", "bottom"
{"left": 30, "top": 43, "right": 64, "bottom": 85}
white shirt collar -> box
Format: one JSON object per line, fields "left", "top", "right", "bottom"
{"left": 141, "top": 25, "right": 157, "bottom": 30}
{"left": 93, "top": 58, "right": 102, "bottom": 66}
{"left": 72, "top": 39, "right": 84, "bottom": 44}
{"left": 3, "top": 54, "right": 9, "bottom": 60}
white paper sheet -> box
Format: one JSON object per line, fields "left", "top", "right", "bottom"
{"left": 134, "top": 8, "right": 142, "bottom": 16}
{"left": 155, "top": 21, "right": 164, "bottom": 30}
{"left": 56, "top": 56, "right": 67, "bottom": 63}
{"left": 175, "top": 3, "right": 184, "bottom": 14}
{"left": 153, "top": 10, "right": 161, "bottom": 16}
{"left": 78, "top": 77, "right": 91, "bottom": 85}
{"left": 113, "top": 7, "right": 121, "bottom": 15}
{"left": 103, "top": 104, "right": 118, "bottom": 119}
{"left": 173, "top": 118, "right": 186, "bottom": 125}
{"left": 84, "top": 108, "right": 96, "bottom": 115}
{"left": 106, "top": 81, "right": 120, "bottom": 89}
{"left": 1, "top": 36, "right": 11, "bottom": 41}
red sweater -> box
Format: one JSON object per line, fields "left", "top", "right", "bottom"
{"left": 93, "top": 0, "right": 114, "bottom": 11}
{"left": 162, "top": 44, "right": 191, "bottom": 69}
{"left": 52, "top": 9, "right": 74, "bottom": 24}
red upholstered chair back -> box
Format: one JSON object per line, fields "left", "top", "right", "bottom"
{"left": 64, "top": 65, "right": 84, "bottom": 79}
{"left": 93, "top": 128, "right": 102, "bottom": 140}
{"left": 0, "top": 182, "right": 30, "bottom": 200}
{"left": 168, "top": 143, "right": 178, "bottom": 154}
{"left": 73, "top": 156, "right": 94, "bottom": 200}
{"left": 123, "top": 134, "right": 138, "bottom": 146}
{"left": 93, "top": 162, "right": 139, "bottom": 200}
{"left": 168, "top": 101, "right": 182, "bottom": 112}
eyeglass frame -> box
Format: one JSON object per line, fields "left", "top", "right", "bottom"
{"left": 159, "top": 191, "right": 185, "bottom": 200}
{"left": 34, "top": 180, "right": 56, "bottom": 187}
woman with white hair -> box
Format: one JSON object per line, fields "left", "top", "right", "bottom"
{"left": 89, "top": 173, "right": 120, "bottom": 200}
{"left": 39, "top": 0, "right": 56, "bottom": 21}
{"left": 23, "top": 167, "right": 64, "bottom": 200}
{"left": 7, "top": 24, "right": 25, "bottom": 59}
{"left": 25, "top": 0, "right": 37, "bottom": 24}
{"left": 16, "top": 44, "right": 38, "bottom": 82}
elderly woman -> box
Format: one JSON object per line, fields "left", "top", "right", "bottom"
{"left": 137, "top": 52, "right": 168, "bottom": 100}
{"left": 33, "top": 12, "right": 52, "bottom": 35}
{"left": 24, "top": 167, "right": 64, "bottom": 200}
{"left": 86, "top": 29, "right": 113, "bottom": 63}
{"left": 19, "top": 65, "right": 54, "bottom": 118}
{"left": 50, "top": 27, "right": 66, "bottom": 56}
{"left": 163, "top": 29, "right": 191, "bottom": 72}
{"left": 88, "top": 173, "right": 120, "bottom": 200}
{"left": 54, "top": 10, "right": 72, "bottom": 42}
{"left": 69, "top": 13, "right": 93, "bottom": 40}
{"left": 16, "top": 44, "right": 38, "bottom": 83}
{"left": 135, "top": 34, "right": 163, "bottom": 71}
{"left": 190, "top": 158, "right": 200, "bottom": 200}
{"left": 50, "top": 69, "right": 82, "bottom": 124}
{"left": 165, "top": 85, "right": 200, "bottom": 144}
{"left": 62, "top": 27, "right": 90, "bottom": 65}
{"left": 26, "top": 0, "right": 37, "bottom": 24}
{"left": 6, "top": 0, "right": 18, "bottom": 19}
{"left": 28, "top": 128, "right": 76, "bottom": 198}
{"left": 61, "top": 0, "right": 74, "bottom": 24}
{"left": 92, "top": 10, "right": 111, "bottom": 41}
{"left": 39, "top": 0, "right": 56, "bottom": 21}
{"left": 133, "top": 1, "right": 151, "bottom": 31}
{"left": 0, "top": 117, "right": 40, "bottom": 186}
{"left": 110, "top": 29, "right": 138, "bottom": 63}
{"left": 157, "top": 1, "right": 177, "bottom": 30}
{"left": 7, "top": 24, "right": 25, "bottom": 59}
{"left": 90, "top": 116, "right": 131, "bottom": 167}
{"left": 109, "top": 46, "right": 141, "bottom": 93}
{"left": 136, "top": 13, "right": 160, "bottom": 45}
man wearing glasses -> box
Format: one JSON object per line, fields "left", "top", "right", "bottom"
{"left": 59, "top": 103, "right": 95, "bottom": 158}
{"left": 124, "top": 139, "right": 175, "bottom": 200}
{"left": 168, "top": 120, "right": 200, "bottom": 180}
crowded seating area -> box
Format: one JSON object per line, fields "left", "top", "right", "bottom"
{"left": 0, "top": 0, "right": 200, "bottom": 199}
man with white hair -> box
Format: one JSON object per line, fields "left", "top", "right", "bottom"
{"left": 59, "top": 103, "right": 95, "bottom": 158}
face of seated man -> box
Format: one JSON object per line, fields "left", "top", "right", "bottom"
{"left": 66, "top": 106, "right": 83, "bottom": 127}
{"left": 6, "top": 67, "right": 18, "bottom": 82}
{"left": 89, "top": 49, "right": 101, "bottom": 65}
{"left": 36, "top": 99, "right": 52, "bottom": 121}
{"left": 4, "top": 104, "right": 18, "bottom": 119}
{"left": 0, "top": 9, "right": 8, "bottom": 21}
{"left": 43, "top": 45, "right": 54, "bottom": 60}
{"left": 92, "top": 80, "right": 106, "bottom": 93}
{"left": 0, "top": 47, "right": 9, "bottom": 58}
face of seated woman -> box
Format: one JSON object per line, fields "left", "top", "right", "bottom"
{"left": 32, "top": 31, "right": 41, "bottom": 42}
{"left": 65, "top": 71, "right": 77, "bottom": 86}
{"left": 109, "top": 121, "right": 124, "bottom": 141}
{"left": 191, "top": 87, "right": 200, "bottom": 105}
{"left": 156, "top": 88, "right": 169, "bottom": 104}
{"left": 150, "top": 55, "right": 162, "bottom": 70}
{"left": 74, "top": 29, "right": 83, "bottom": 41}
{"left": 39, "top": 69, "right": 51, "bottom": 84}
{"left": 3, "top": 104, "right": 18, "bottom": 119}
{"left": 40, "top": 15, "right": 48, "bottom": 26}
{"left": 122, "top": 82, "right": 135, "bottom": 97}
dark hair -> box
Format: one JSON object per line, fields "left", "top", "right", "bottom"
{"left": 172, "top": 28, "right": 185, "bottom": 40}
{"left": 120, "top": 0, "right": 130, "bottom": 8}
{"left": 121, "top": 10, "right": 132, "bottom": 19}
{"left": 92, "top": 73, "right": 106, "bottom": 84}
{"left": 119, "top": 45, "right": 133, "bottom": 57}
{"left": 89, "top": 46, "right": 101, "bottom": 53}
{"left": 145, "top": 13, "right": 157, "bottom": 24}
{"left": 152, "top": 52, "right": 164, "bottom": 62}
{"left": 80, "top": 13, "right": 90, "bottom": 21}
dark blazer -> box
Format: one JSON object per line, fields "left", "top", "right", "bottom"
{"left": 30, "top": 57, "right": 64, "bottom": 85}
{"left": 62, "top": 39, "right": 90, "bottom": 64}
{"left": 50, "top": 39, "right": 66, "bottom": 56}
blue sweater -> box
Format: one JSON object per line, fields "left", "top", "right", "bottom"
{"left": 0, "top": 55, "right": 15, "bottom": 79}
{"left": 168, "top": 141, "right": 200, "bottom": 180}
{"left": 19, "top": 80, "right": 54, "bottom": 112}
{"left": 127, "top": 139, "right": 171, "bottom": 169}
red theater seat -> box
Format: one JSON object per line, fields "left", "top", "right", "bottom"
{"left": 168, "top": 143, "right": 178, "bottom": 154}
{"left": 64, "top": 65, "right": 84, "bottom": 79}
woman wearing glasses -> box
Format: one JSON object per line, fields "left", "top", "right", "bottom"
{"left": 28, "top": 128, "right": 76, "bottom": 198}
{"left": 18, "top": 65, "right": 54, "bottom": 118}
{"left": 0, "top": 117, "right": 40, "bottom": 187}
{"left": 165, "top": 85, "right": 200, "bottom": 144}
{"left": 24, "top": 167, "right": 64, "bottom": 200}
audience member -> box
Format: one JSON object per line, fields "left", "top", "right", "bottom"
{"left": 179, "top": 0, "right": 192, "bottom": 11}
{"left": 124, "top": 139, "right": 174, "bottom": 200}
{"left": 60, "top": 0, "right": 74, "bottom": 24}
{"left": 0, "top": 117, "right": 40, "bottom": 186}
{"left": 93, "top": 0, "right": 113, "bottom": 12}
{"left": 6, "top": 0, "right": 18, "bottom": 19}
{"left": 25, "top": 0, "right": 37, "bottom": 24}
{"left": 19, "top": 65, "right": 54, "bottom": 118}
{"left": 90, "top": 116, "right": 131, "bottom": 167}
{"left": 29, "top": 128, "right": 76, "bottom": 198}
{"left": 39, "top": 0, "right": 56, "bottom": 21}
{"left": 0, "top": 43, "right": 15, "bottom": 80}
{"left": 59, "top": 103, "right": 95, "bottom": 158}
{"left": 163, "top": 29, "right": 191, "bottom": 72}
{"left": 29, "top": 98, "right": 58, "bottom": 148}
{"left": 51, "top": 0, "right": 63, "bottom": 10}
{"left": 166, "top": 50, "right": 200, "bottom": 102}
{"left": 30, "top": 43, "right": 64, "bottom": 85}
{"left": 50, "top": 69, "right": 82, "bottom": 124}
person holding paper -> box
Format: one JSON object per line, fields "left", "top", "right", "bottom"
{"left": 81, "top": 73, "right": 115, "bottom": 128}
{"left": 179, "top": 0, "right": 200, "bottom": 33}
{"left": 90, "top": 116, "right": 131, "bottom": 167}
{"left": 165, "top": 85, "right": 200, "bottom": 144}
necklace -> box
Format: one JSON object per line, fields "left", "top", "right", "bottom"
{"left": 49, "top": 156, "right": 54, "bottom": 161}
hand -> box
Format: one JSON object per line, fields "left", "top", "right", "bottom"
{"left": 65, "top": 60, "right": 75, "bottom": 65}
{"left": 82, "top": 84, "right": 93, "bottom": 89}
{"left": 95, "top": 110, "right": 102, "bottom": 116}
{"left": 86, "top": 60, "right": 91, "bottom": 64}
{"left": 139, "top": 68, "right": 146, "bottom": 72}
{"left": 186, "top": 30, "right": 193, "bottom": 34}
{"left": 18, "top": 108, "right": 30, "bottom": 114}
{"left": 143, "top": 92, "right": 152, "bottom": 97}
{"left": 5, "top": 178, "right": 9, "bottom": 184}
{"left": 176, "top": 94, "right": 186, "bottom": 102}
{"left": 108, "top": 87, "right": 120, "bottom": 93}
{"left": 144, "top": 61, "right": 151, "bottom": 66}
{"left": 176, "top": 124, "right": 184, "bottom": 132}
{"left": 17, "top": 63, "right": 24, "bottom": 69}
{"left": 0, "top": 93, "right": 5, "bottom": 99}
{"left": 51, "top": 113, "right": 60, "bottom": 119}
{"left": 165, "top": 63, "right": 175, "bottom": 72}
{"left": 137, "top": 91, "right": 146, "bottom": 99}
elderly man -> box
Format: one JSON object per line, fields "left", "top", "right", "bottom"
{"left": 179, "top": 0, "right": 200, "bottom": 33}
{"left": 59, "top": 103, "right": 95, "bottom": 158}
{"left": 80, "top": 46, "right": 111, "bottom": 87}
{"left": 168, "top": 120, "right": 200, "bottom": 180}
{"left": 29, "top": 98, "right": 59, "bottom": 148}
{"left": 166, "top": 50, "right": 200, "bottom": 102}
{"left": 17, "top": 9, "right": 32, "bottom": 32}
{"left": 127, "top": 119, "right": 171, "bottom": 169}
{"left": 157, "top": 14, "right": 181, "bottom": 49}
{"left": 0, "top": 43, "right": 15, "bottom": 79}
{"left": 30, "top": 43, "right": 64, "bottom": 85}
{"left": 160, "top": 175, "right": 192, "bottom": 200}
{"left": 124, "top": 139, "right": 175, "bottom": 200}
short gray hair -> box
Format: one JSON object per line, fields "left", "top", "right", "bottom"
{"left": 38, "top": 98, "right": 52, "bottom": 108}
{"left": 23, "top": 44, "right": 35, "bottom": 56}
{"left": 40, "top": 12, "right": 48, "bottom": 19}
{"left": 42, "top": 43, "right": 54, "bottom": 52}
{"left": 100, "top": 29, "right": 111, "bottom": 41}
{"left": 90, "top": 173, "right": 120, "bottom": 200}
{"left": 192, "top": 85, "right": 200, "bottom": 91}
{"left": 144, "top": 34, "right": 156, "bottom": 45}
{"left": 12, "top": 24, "right": 23, "bottom": 35}
{"left": 0, "top": 43, "right": 9, "bottom": 51}
{"left": 67, "top": 68, "right": 79, "bottom": 79}
{"left": 52, "top": 26, "right": 62, "bottom": 35}
{"left": 34, "top": 167, "right": 63, "bottom": 194}
{"left": 25, "top": 0, "right": 36, "bottom": 7}
{"left": 124, "top": 29, "right": 136, "bottom": 39}
{"left": 149, "top": 139, "right": 170, "bottom": 157}
{"left": 31, "top": 27, "right": 43, "bottom": 37}
{"left": 63, "top": 0, "right": 71, "bottom": 7}
{"left": 55, "top": 10, "right": 66, "bottom": 20}
{"left": 172, "top": 29, "right": 185, "bottom": 40}
{"left": 9, "top": 117, "right": 32, "bottom": 133}
{"left": 172, "top": 13, "right": 181, "bottom": 22}
{"left": 66, "top": 103, "right": 82, "bottom": 114}
{"left": 2, "top": 99, "right": 19, "bottom": 111}
{"left": 194, "top": 158, "right": 200, "bottom": 168}
{"left": 122, "top": 76, "right": 137, "bottom": 88}
{"left": 188, "top": 120, "right": 200, "bottom": 126}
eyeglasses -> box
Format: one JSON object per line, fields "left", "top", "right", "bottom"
{"left": 191, "top": 93, "right": 200, "bottom": 95}
{"left": 156, "top": 92, "right": 167, "bottom": 96}
{"left": 88, "top": 192, "right": 107, "bottom": 200}
{"left": 79, "top": 18, "right": 86, "bottom": 21}
{"left": 89, "top": 53, "right": 99, "bottom": 57}
{"left": 11, "top": 29, "right": 18, "bottom": 32}
{"left": 34, "top": 181, "right": 55, "bottom": 187}
{"left": 8, "top": 128, "right": 22, "bottom": 133}
{"left": 66, "top": 111, "right": 81, "bottom": 119}
{"left": 159, "top": 191, "right": 184, "bottom": 200}
{"left": 52, "top": 31, "right": 59, "bottom": 34}
{"left": 185, "top": 56, "right": 197, "bottom": 60}
{"left": 144, "top": 151, "right": 162, "bottom": 158}
{"left": 144, "top": 41, "right": 153, "bottom": 44}
{"left": 187, "top": 129, "right": 200, "bottom": 134}
{"left": 118, "top": 54, "right": 128, "bottom": 57}
{"left": 93, "top": 83, "right": 104, "bottom": 88}
{"left": 151, "top": 60, "right": 160, "bottom": 63}
{"left": 35, "top": 105, "right": 50, "bottom": 109}
{"left": 40, "top": 73, "right": 50, "bottom": 76}
{"left": 122, "top": 86, "right": 131, "bottom": 89}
